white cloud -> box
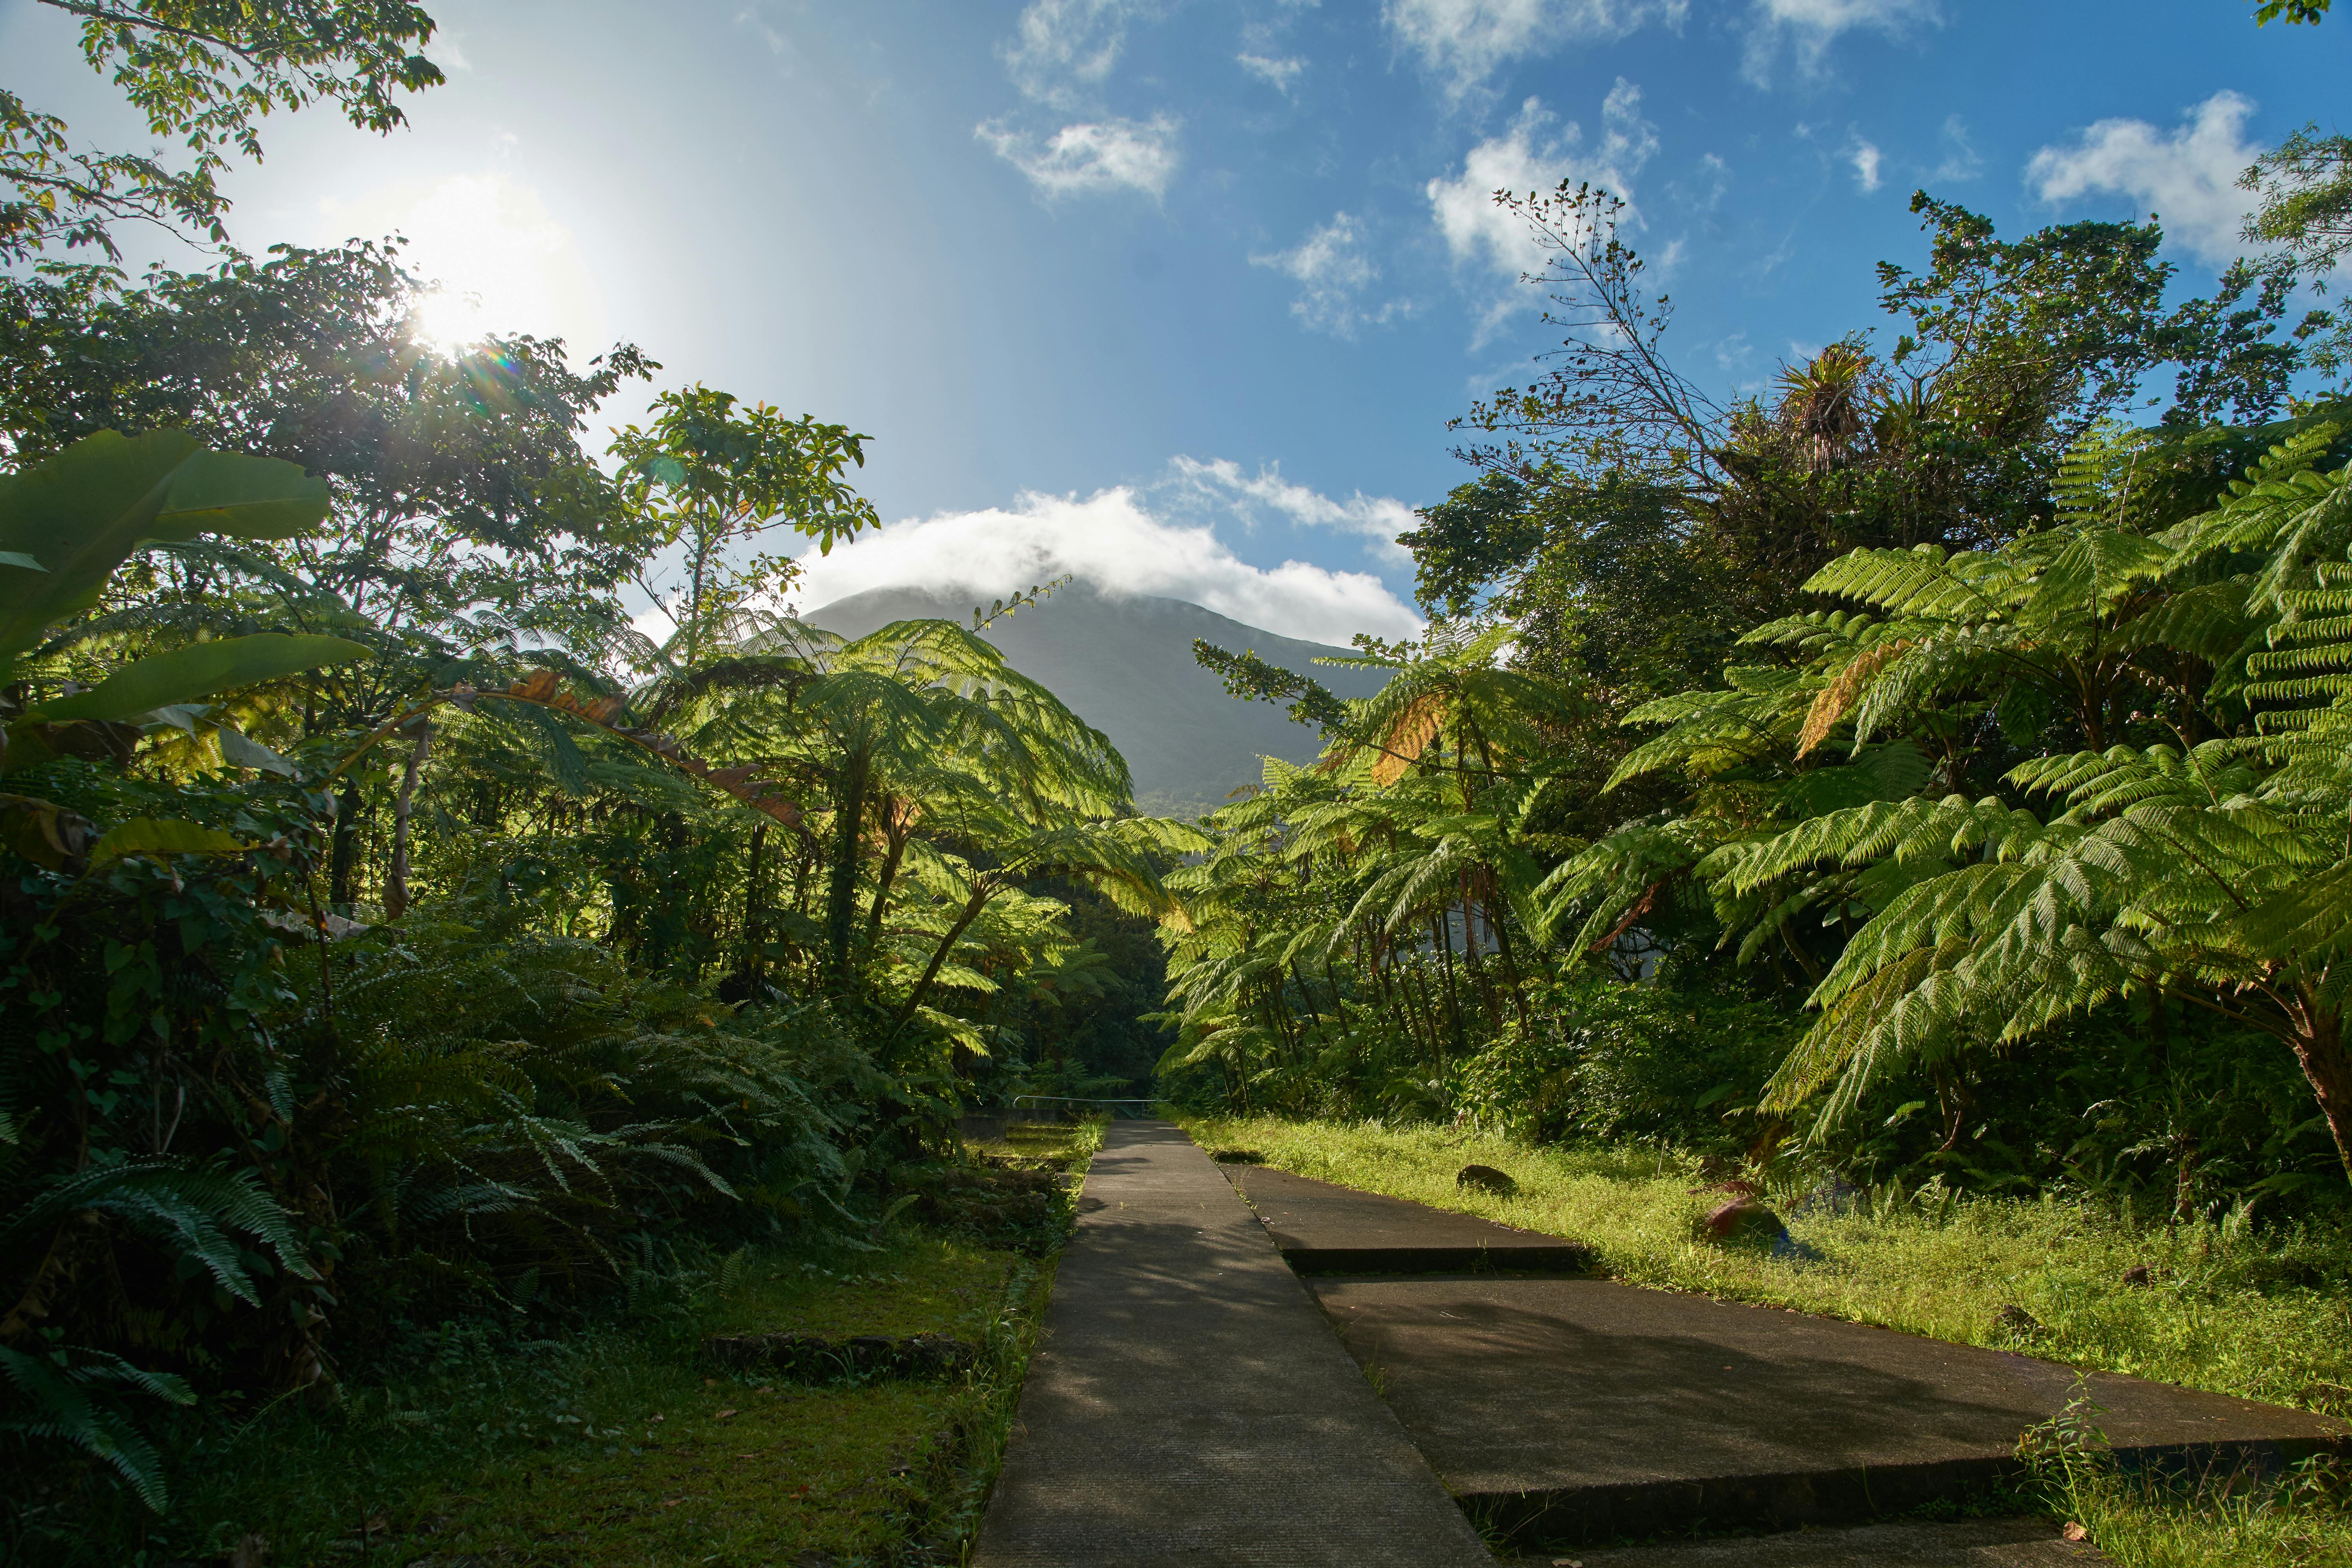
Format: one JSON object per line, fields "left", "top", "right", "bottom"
{"left": 1742, "top": 0, "right": 1938, "bottom": 86}
{"left": 2025, "top": 91, "right": 2264, "bottom": 265}
{"left": 977, "top": 115, "right": 1182, "bottom": 199}
{"left": 1002, "top": 0, "right": 1154, "bottom": 107}
{"left": 1426, "top": 82, "right": 1658, "bottom": 338}
{"left": 1250, "top": 212, "right": 1410, "bottom": 336}
{"left": 1672, "top": 151, "right": 1731, "bottom": 212}
{"left": 1384, "top": 0, "right": 1684, "bottom": 100}
{"left": 733, "top": 5, "right": 789, "bottom": 58}
{"left": 791, "top": 487, "right": 1422, "bottom": 644}
{"left": 1847, "top": 134, "right": 1882, "bottom": 192}
{"left": 1933, "top": 113, "right": 1980, "bottom": 182}
{"left": 1238, "top": 51, "right": 1307, "bottom": 92}
{"left": 426, "top": 24, "right": 472, "bottom": 71}
{"left": 1167, "top": 457, "right": 1418, "bottom": 565}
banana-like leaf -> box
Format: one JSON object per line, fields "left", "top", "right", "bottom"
{"left": 0, "top": 430, "right": 331, "bottom": 668}
{"left": 34, "top": 633, "right": 368, "bottom": 723}
{"left": 154, "top": 449, "right": 334, "bottom": 542}
{"left": 88, "top": 817, "right": 252, "bottom": 866}
{"left": 216, "top": 725, "right": 297, "bottom": 775}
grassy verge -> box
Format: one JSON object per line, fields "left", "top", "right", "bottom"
{"left": 27, "top": 1120, "right": 1102, "bottom": 1568}
{"left": 1179, "top": 1113, "right": 2352, "bottom": 1568}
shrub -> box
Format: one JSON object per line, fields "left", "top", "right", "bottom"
{"left": 1449, "top": 971, "right": 1795, "bottom": 1153}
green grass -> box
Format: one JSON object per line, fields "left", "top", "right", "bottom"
{"left": 2055, "top": 1462, "right": 2352, "bottom": 1568}
{"left": 1181, "top": 1113, "right": 2352, "bottom": 1568}
{"left": 28, "top": 1120, "right": 1105, "bottom": 1568}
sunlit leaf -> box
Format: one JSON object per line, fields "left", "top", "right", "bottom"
{"left": 87, "top": 817, "right": 251, "bottom": 866}
{"left": 36, "top": 634, "right": 368, "bottom": 723}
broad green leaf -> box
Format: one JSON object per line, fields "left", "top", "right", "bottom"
{"left": 88, "top": 817, "right": 251, "bottom": 866}
{"left": 141, "top": 703, "right": 207, "bottom": 734}
{"left": 0, "top": 551, "right": 43, "bottom": 571}
{"left": 0, "top": 431, "right": 330, "bottom": 669}
{"left": 35, "top": 634, "right": 368, "bottom": 723}
{"left": 154, "top": 450, "right": 334, "bottom": 543}
{"left": 216, "top": 725, "right": 297, "bottom": 775}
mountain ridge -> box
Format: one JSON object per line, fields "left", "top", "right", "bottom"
{"left": 800, "top": 581, "right": 1389, "bottom": 818}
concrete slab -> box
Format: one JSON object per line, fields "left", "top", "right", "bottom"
{"left": 1226, "top": 1166, "right": 1594, "bottom": 1275}
{"left": 1313, "top": 1275, "right": 2342, "bottom": 1546}
{"left": 972, "top": 1122, "right": 1494, "bottom": 1567}
{"left": 1514, "top": 1517, "right": 2106, "bottom": 1566}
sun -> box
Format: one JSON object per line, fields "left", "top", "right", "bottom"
{"left": 412, "top": 285, "right": 489, "bottom": 356}
{"left": 335, "top": 173, "right": 597, "bottom": 356}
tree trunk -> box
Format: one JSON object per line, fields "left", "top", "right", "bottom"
{"left": 328, "top": 778, "right": 365, "bottom": 912}
{"left": 1403, "top": 955, "right": 1445, "bottom": 1071}
{"left": 865, "top": 808, "right": 912, "bottom": 952}
{"left": 741, "top": 820, "right": 769, "bottom": 979}
{"left": 1434, "top": 912, "right": 1466, "bottom": 1062}
{"left": 1460, "top": 882, "right": 1498, "bottom": 1030}
{"left": 1293, "top": 960, "right": 1340, "bottom": 1051}
{"left": 1489, "top": 902, "right": 1531, "bottom": 1035}
{"left": 2287, "top": 1002, "right": 2352, "bottom": 1180}
{"left": 383, "top": 718, "right": 433, "bottom": 922}
{"left": 824, "top": 749, "right": 873, "bottom": 995}
{"left": 889, "top": 885, "right": 996, "bottom": 1034}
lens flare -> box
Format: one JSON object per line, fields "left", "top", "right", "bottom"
{"left": 328, "top": 172, "right": 597, "bottom": 355}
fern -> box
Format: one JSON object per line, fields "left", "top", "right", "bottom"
{"left": 2, "top": 1161, "right": 318, "bottom": 1306}
{"left": 0, "top": 1345, "right": 193, "bottom": 1510}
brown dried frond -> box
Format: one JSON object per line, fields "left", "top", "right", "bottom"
{"left": 1372, "top": 695, "right": 1446, "bottom": 787}
{"left": 1795, "top": 640, "right": 1910, "bottom": 757}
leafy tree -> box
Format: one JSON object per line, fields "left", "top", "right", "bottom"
{"left": 0, "top": 429, "right": 368, "bottom": 1505}
{"left": 4, "top": 0, "right": 445, "bottom": 262}
{"left": 0, "top": 243, "right": 669, "bottom": 906}
{"left": 1454, "top": 189, "right": 2297, "bottom": 605}
{"left": 1173, "top": 165, "right": 2352, "bottom": 1205}
{"left": 2241, "top": 125, "right": 2352, "bottom": 385}
{"left": 608, "top": 387, "right": 881, "bottom": 668}
{"left": 1, "top": 429, "right": 364, "bottom": 775}
{"left": 633, "top": 614, "right": 1137, "bottom": 1001}
{"left": 1552, "top": 418, "right": 2352, "bottom": 1178}
{"left": 0, "top": 243, "right": 656, "bottom": 670}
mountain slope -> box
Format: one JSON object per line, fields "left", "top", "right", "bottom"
{"left": 801, "top": 581, "right": 1389, "bottom": 818}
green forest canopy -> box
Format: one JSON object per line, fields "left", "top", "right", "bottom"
{"left": 4, "top": 0, "right": 2352, "bottom": 1526}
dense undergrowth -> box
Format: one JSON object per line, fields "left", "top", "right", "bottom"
{"left": 0, "top": 389, "right": 1183, "bottom": 1526}
{"left": 13, "top": 1118, "right": 1099, "bottom": 1567}
{"left": 10, "top": 11, "right": 2352, "bottom": 1561}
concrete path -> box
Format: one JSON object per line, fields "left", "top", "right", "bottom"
{"left": 1225, "top": 1165, "right": 1593, "bottom": 1274}
{"left": 972, "top": 1121, "right": 1493, "bottom": 1567}
{"left": 1315, "top": 1274, "right": 2342, "bottom": 1543}
{"left": 1532, "top": 1516, "right": 2103, "bottom": 1566}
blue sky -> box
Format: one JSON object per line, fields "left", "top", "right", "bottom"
{"left": 6, "top": 0, "right": 2347, "bottom": 642}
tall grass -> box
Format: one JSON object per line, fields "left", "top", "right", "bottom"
{"left": 1187, "top": 1115, "right": 2352, "bottom": 1568}
{"left": 1182, "top": 1115, "right": 2352, "bottom": 1413}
